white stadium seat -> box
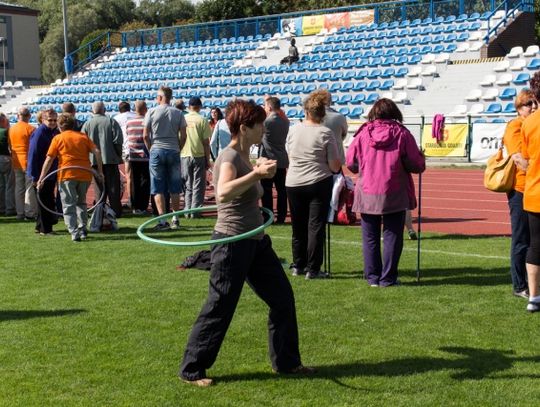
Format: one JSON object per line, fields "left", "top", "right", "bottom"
{"left": 406, "top": 66, "right": 422, "bottom": 77}
{"left": 480, "top": 74, "right": 496, "bottom": 86}
{"left": 465, "top": 89, "right": 482, "bottom": 101}
{"left": 495, "top": 73, "right": 512, "bottom": 86}
{"left": 507, "top": 46, "right": 523, "bottom": 58}
{"left": 524, "top": 45, "right": 540, "bottom": 57}
{"left": 481, "top": 88, "right": 499, "bottom": 101}
{"left": 421, "top": 65, "right": 437, "bottom": 76}
{"left": 469, "top": 103, "right": 484, "bottom": 114}
{"left": 510, "top": 59, "right": 526, "bottom": 71}
{"left": 450, "top": 104, "right": 468, "bottom": 116}
{"left": 493, "top": 60, "right": 510, "bottom": 72}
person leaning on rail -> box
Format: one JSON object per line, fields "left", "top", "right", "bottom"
{"left": 179, "top": 99, "right": 314, "bottom": 387}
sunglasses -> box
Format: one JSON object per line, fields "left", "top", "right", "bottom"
{"left": 523, "top": 100, "right": 538, "bottom": 107}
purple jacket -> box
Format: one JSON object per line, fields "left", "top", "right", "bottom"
{"left": 346, "top": 119, "right": 425, "bottom": 215}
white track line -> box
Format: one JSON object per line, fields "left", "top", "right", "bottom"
{"left": 421, "top": 206, "right": 508, "bottom": 213}
{"left": 421, "top": 196, "right": 506, "bottom": 203}
{"left": 271, "top": 236, "right": 507, "bottom": 260}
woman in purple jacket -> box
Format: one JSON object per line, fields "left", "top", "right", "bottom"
{"left": 346, "top": 99, "right": 425, "bottom": 287}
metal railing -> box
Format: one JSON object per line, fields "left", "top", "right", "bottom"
{"left": 483, "top": 0, "right": 533, "bottom": 43}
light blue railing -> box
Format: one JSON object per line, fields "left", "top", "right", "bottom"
{"left": 66, "top": 0, "right": 530, "bottom": 75}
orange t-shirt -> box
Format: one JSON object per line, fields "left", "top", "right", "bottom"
{"left": 46, "top": 130, "right": 96, "bottom": 182}
{"left": 521, "top": 110, "right": 540, "bottom": 213}
{"left": 502, "top": 117, "right": 525, "bottom": 193}
{"left": 8, "top": 121, "right": 35, "bottom": 169}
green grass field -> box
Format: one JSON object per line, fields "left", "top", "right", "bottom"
{"left": 1, "top": 215, "right": 539, "bottom": 407}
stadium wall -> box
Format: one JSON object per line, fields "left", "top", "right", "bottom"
{"left": 0, "top": 3, "right": 40, "bottom": 84}
{"left": 485, "top": 11, "right": 536, "bottom": 58}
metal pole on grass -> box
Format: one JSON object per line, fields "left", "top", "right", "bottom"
{"left": 416, "top": 115, "right": 425, "bottom": 283}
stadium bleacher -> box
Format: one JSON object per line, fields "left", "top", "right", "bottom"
{"left": 7, "top": 1, "right": 538, "bottom": 125}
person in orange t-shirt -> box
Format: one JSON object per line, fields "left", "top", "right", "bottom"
{"left": 37, "top": 114, "right": 103, "bottom": 242}
{"left": 513, "top": 72, "right": 540, "bottom": 313}
{"left": 502, "top": 90, "right": 537, "bottom": 299}
{"left": 8, "top": 107, "right": 36, "bottom": 219}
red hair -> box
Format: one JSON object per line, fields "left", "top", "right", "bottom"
{"left": 225, "top": 99, "right": 266, "bottom": 137}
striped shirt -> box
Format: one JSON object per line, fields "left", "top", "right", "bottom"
{"left": 125, "top": 115, "right": 149, "bottom": 162}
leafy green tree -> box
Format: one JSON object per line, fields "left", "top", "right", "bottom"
{"left": 137, "top": 0, "right": 195, "bottom": 26}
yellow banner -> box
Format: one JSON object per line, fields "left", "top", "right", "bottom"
{"left": 421, "top": 124, "right": 468, "bottom": 157}
{"left": 302, "top": 15, "right": 325, "bottom": 35}
{"left": 349, "top": 10, "right": 375, "bottom": 27}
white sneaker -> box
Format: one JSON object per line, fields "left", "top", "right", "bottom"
{"left": 527, "top": 301, "right": 540, "bottom": 313}
{"left": 171, "top": 217, "right": 180, "bottom": 229}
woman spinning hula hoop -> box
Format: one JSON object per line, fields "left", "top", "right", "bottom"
{"left": 179, "top": 99, "right": 314, "bottom": 387}
{"left": 37, "top": 114, "right": 104, "bottom": 242}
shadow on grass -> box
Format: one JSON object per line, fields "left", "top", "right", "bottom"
{"left": 0, "top": 309, "right": 86, "bottom": 322}
{"left": 401, "top": 267, "right": 508, "bottom": 286}
{"left": 216, "top": 347, "right": 540, "bottom": 384}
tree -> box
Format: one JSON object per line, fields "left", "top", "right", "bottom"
{"left": 194, "top": 0, "right": 262, "bottom": 22}
{"left": 137, "top": 0, "right": 195, "bottom": 27}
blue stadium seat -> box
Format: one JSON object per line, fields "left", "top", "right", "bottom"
{"left": 503, "top": 103, "right": 517, "bottom": 114}
{"left": 468, "top": 12, "right": 480, "bottom": 20}
{"left": 455, "top": 14, "right": 467, "bottom": 22}
{"left": 492, "top": 118, "right": 507, "bottom": 123}
{"left": 353, "top": 81, "right": 367, "bottom": 91}
{"left": 527, "top": 59, "right": 540, "bottom": 70}
{"left": 349, "top": 106, "right": 364, "bottom": 118}
{"left": 500, "top": 88, "right": 517, "bottom": 100}
{"left": 474, "top": 119, "right": 487, "bottom": 123}
{"left": 351, "top": 94, "right": 366, "bottom": 104}
{"left": 485, "top": 103, "right": 502, "bottom": 114}
{"left": 381, "top": 68, "right": 395, "bottom": 78}
{"left": 329, "top": 83, "right": 342, "bottom": 92}
{"left": 395, "top": 67, "right": 409, "bottom": 77}
{"left": 513, "top": 73, "right": 530, "bottom": 85}
{"left": 365, "top": 93, "right": 379, "bottom": 104}
{"left": 366, "top": 80, "right": 381, "bottom": 91}
{"left": 380, "top": 80, "right": 394, "bottom": 90}
{"left": 338, "top": 107, "right": 351, "bottom": 116}
{"left": 337, "top": 94, "right": 352, "bottom": 105}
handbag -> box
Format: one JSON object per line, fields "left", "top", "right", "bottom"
{"left": 483, "top": 143, "right": 516, "bottom": 193}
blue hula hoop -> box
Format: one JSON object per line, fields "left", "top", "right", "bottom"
{"left": 136, "top": 206, "right": 274, "bottom": 247}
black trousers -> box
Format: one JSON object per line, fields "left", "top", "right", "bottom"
{"left": 286, "top": 176, "right": 333, "bottom": 273}
{"left": 129, "top": 161, "right": 150, "bottom": 212}
{"left": 35, "top": 181, "right": 56, "bottom": 233}
{"left": 94, "top": 164, "right": 122, "bottom": 218}
{"left": 527, "top": 211, "right": 540, "bottom": 265}
{"left": 179, "top": 233, "right": 301, "bottom": 380}
{"left": 261, "top": 168, "right": 287, "bottom": 223}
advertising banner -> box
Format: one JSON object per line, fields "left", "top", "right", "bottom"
{"left": 469, "top": 122, "right": 507, "bottom": 163}
{"left": 325, "top": 12, "right": 350, "bottom": 30}
{"left": 302, "top": 15, "right": 325, "bottom": 35}
{"left": 349, "top": 10, "right": 375, "bottom": 27}
{"left": 421, "top": 124, "right": 468, "bottom": 157}
{"left": 280, "top": 17, "right": 303, "bottom": 36}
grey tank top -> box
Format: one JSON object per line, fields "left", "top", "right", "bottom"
{"left": 213, "top": 147, "right": 264, "bottom": 239}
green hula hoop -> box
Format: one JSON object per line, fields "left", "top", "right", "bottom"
{"left": 136, "top": 205, "right": 274, "bottom": 247}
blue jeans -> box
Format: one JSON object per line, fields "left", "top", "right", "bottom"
{"left": 149, "top": 148, "right": 182, "bottom": 195}
{"left": 507, "top": 190, "right": 529, "bottom": 291}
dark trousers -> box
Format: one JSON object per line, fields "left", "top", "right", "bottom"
{"left": 286, "top": 176, "right": 333, "bottom": 273}
{"left": 361, "top": 210, "right": 406, "bottom": 287}
{"left": 526, "top": 211, "right": 540, "bottom": 266}
{"left": 261, "top": 168, "right": 287, "bottom": 223}
{"left": 507, "top": 190, "right": 529, "bottom": 291}
{"left": 94, "top": 164, "right": 122, "bottom": 218}
{"left": 130, "top": 161, "right": 150, "bottom": 212}
{"left": 180, "top": 233, "right": 301, "bottom": 380}
{"left": 35, "top": 181, "right": 56, "bottom": 233}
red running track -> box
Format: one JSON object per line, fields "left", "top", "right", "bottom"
{"left": 410, "top": 168, "right": 510, "bottom": 236}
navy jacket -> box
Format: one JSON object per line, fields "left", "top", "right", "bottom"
{"left": 27, "top": 124, "right": 59, "bottom": 182}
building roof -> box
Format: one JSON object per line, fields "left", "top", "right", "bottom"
{"left": 0, "top": 2, "right": 39, "bottom": 16}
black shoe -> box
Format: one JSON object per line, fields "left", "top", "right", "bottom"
{"left": 291, "top": 267, "right": 305, "bottom": 276}
{"left": 305, "top": 271, "right": 329, "bottom": 280}
{"left": 152, "top": 221, "right": 170, "bottom": 231}
{"left": 513, "top": 289, "right": 529, "bottom": 299}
